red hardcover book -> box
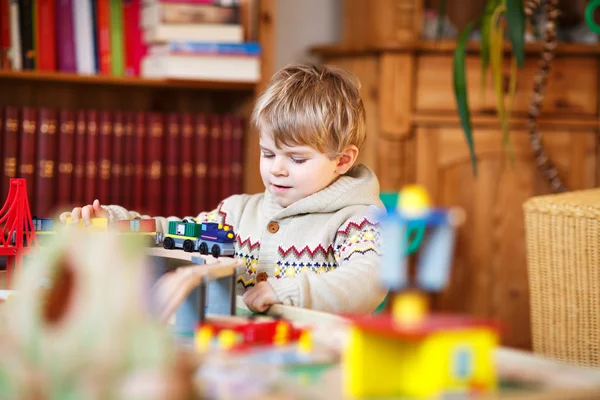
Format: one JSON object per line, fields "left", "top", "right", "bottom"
{"left": 36, "top": 0, "right": 56, "bottom": 71}
{"left": 122, "top": 111, "right": 134, "bottom": 209}
{"left": 220, "top": 114, "right": 233, "bottom": 200}
{"left": 179, "top": 112, "right": 194, "bottom": 216}
{"left": 193, "top": 113, "right": 208, "bottom": 213}
{"left": 72, "top": 110, "right": 87, "bottom": 204}
{"left": 84, "top": 110, "right": 99, "bottom": 204}
{"left": 56, "top": 109, "right": 75, "bottom": 208}
{"left": 0, "top": 0, "right": 10, "bottom": 69}
{"left": 56, "top": 0, "right": 76, "bottom": 72}
{"left": 96, "top": 0, "right": 112, "bottom": 75}
{"left": 1, "top": 108, "right": 20, "bottom": 200}
{"left": 164, "top": 112, "right": 180, "bottom": 217}
{"left": 207, "top": 114, "right": 221, "bottom": 209}
{"left": 111, "top": 110, "right": 125, "bottom": 206}
{"left": 18, "top": 107, "right": 37, "bottom": 211}
{"left": 132, "top": 111, "right": 146, "bottom": 213}
{"left": 146, "top": 112, "right": 164, "bottom": 216}
{"left": 231, "top": 115, "right": 244, "bottom": 195}
{"left": 123, "top": 0, "right": 145, "bottom": 77}
{"left": 35, "top": 108, "right": 58, "bottom": 217}
{"left": 97, "top": 110, "right": 112, "bottom": 203}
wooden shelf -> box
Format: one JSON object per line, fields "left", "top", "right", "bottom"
{"left": 0, "top": 70, "right": 258, "bottom": 91}
{"left": 312, "top": 40, "right": 600, "bottom": 58}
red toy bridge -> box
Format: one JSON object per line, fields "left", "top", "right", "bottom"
{"left": 0, "top": 179, "right": 37, "bottom": 287}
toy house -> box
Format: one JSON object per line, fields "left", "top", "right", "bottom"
{"left": 344, "top": 185, "right": 500, "bottom": 398}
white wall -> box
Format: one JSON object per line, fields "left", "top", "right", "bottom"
{"left": 275, "top": 0, "right": 342, "bottom": 70}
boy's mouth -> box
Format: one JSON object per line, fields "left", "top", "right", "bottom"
{"left": 272, "top": 184, "right": 291, "bottom": 192}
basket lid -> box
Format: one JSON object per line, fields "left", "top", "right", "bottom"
{"left": 523, "top": 188, "right": 600, "bottom": 218}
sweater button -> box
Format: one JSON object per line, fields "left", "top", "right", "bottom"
{"left": 256, "top": 272, "right": 268, "bottom": 282}
{"left": 267, "top": 221, "right": 279, "bottom": 233}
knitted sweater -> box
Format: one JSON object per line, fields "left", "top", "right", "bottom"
{"left": 103, "top": 164, "right": 387, "bottom": 314}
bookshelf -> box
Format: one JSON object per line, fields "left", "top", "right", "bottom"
{"left": 0, "top": 0, "right": 275, "bottom": 216}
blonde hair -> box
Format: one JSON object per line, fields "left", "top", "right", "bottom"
{"left": 251, "top": 64, "right": 366, "bottom": 158}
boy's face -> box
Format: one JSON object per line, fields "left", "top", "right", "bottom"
{"left": 259, "top": 134, "right": 340, "bottom": 207}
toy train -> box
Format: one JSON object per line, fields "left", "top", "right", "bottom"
{"left": 9, "top": 217, "right": 54, "bottom": 245}
{"left": 162, "top": 220, "right": 235, "bottom": 258}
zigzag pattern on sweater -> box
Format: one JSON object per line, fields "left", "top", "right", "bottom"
{"left": 337, "top": 217, "right": 379, "bottom": 236}
{"left": 237, "top": 236, "right": 261, "bottom": 251}
{"left": 278, "top": 244, "right": 335, "bottom": 259}
{"left": 338, "top": 225, "right": 381, "bottom": 261}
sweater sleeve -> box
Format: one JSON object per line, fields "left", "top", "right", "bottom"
{"left": 267, "top": 211, "right": 388, "bottom": 315}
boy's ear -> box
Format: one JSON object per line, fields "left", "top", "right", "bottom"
{"left": 335, "top": 145, "right": 359, "bottom": 174}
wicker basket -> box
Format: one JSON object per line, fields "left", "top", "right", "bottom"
{"left": 524, "top": 189, "right": 600, "bottom": 367}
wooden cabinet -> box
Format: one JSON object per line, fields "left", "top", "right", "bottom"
{"left": 313, "top": 41, "right": 600, "bottom": 349}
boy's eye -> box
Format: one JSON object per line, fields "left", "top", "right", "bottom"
{"left": 261, "top": 153, "right": 274, "bottom": 159}
{"left": 291, "top": 158, "right": 306, "bottom": 164}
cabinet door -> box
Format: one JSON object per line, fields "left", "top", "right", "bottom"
{"left": 416, "top": 126, "right": 597, "bottom": 349}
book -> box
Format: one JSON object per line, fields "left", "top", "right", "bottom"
{"left": 146, "top": 112, "right": 164, "bottom": 216}
{"left": 220, "top": 114, "right": 232, "bottom": 200}
{"left": 72, "top": 110, "right": 87, "bottom": 204}
{"left": 56, "top": 0, "right": 76, "bottom": 72}
{"left": 36, "top": 0, "right": 56, "bottom": 71}
{"left": 56, "top": 109, "right": 76, "bottom": 208}
{"left": 109, "top": 0, "right": 124, "bottom": 76}
{"left": 122, "top": 111, "right": 134, "bottom": 208}
{"left": 179, "top": 112, "right": 193, "bottom": 215}
{"left": 207, "top": 114, "right": 220, "bottom": 209}
{"left": 18, "top": 0, "right": 35, "bottom": 69}
{"left": 141, "top": 52, "right": 259, "bottom": 82}
{"left": 73, "top": 0, "right": 96, "bottom": 74}
{"left": 141, "top": 2, "right": 239, "bottom": 27}
{"left": 96, "top": 0, "right": 112, "bottom": 75}
{"left": 132, "top": 111, "right": 146, "bottom": 213}
{"left": 111, "top": 111, "right": 125, "bottom": 205}
{"left": 35, "top": 108, "right": 58, "bottom": 217}
{"left": 97, "top": 111, "right": 112, "bottom": 203}
{"left": 0, "top": 0, "right": 11, "bottom": 69}
{"left": 143, "top": 23, "right": 243, "bottom": 44}
{"left": 194, "top": 113, "right": 208, "bottom": 213}
{"left": 123, "top": 0, "right": 146, "bottom": 76}
{"left": 163, "top": 112, "right": 180, "bottom": 216}
{"left": 149, "top": 41, "right": 260, "bottom": 56}
{"left": 18, "top": 107, "right": 37, "bottom": 211}
{"left": 0, "top": 108, "right": 20, "bottom": 200}
{"left": 84, "top": 110, "right": 99, "bottom": 204}
{"left": 8, "top": 0, "right": 21, "bottom": 70}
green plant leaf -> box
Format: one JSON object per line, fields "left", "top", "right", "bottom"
{"left": 480, "top": 0, "right": 501, "bottom": 100}
{"left": 453, "top": 20, "right": 478, "bottom": 176}
{"left": 436, "top": 0, "right": 447, "bottom": 40}
{"left": 506, "top": 0, "right": 526, "bottom": 67}
{"left": 503, "top": 56, "right": 518, "bottom": 166}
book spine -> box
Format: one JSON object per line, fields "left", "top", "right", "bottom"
{"left": 142, "top": 3, "right": 239, "bottom": 27}
{"left": 8, "top": 1, "right": 21, "bottom": 70}
{"left": 97, "top": 110, "right": 112, "bottom": 203}
{"left": 132, "top": 111, "right": 146, "bottom": 213}
{"left": 207, "top": 114, "right": 221, "bottom": 209}
{"left": 36, "top": 0, "right": 56, "bottom": 71}
{"left": 1, "top": 107, "right": 19, "bottom": 200}
{"left": 18, "top": 0, "right": 35, "bottom": 69}
{"left": 56, "top": 0, "right": 76, "bottom": 72}
{"left": 122, "top": 111, "right": 134, "bottom": 208}
{"left": 230, "top": 115, "right": 243, "bottom": 195}
{"left": 193, "top": 112, "right": 208, "bottom": 213}
{"left": 146, "top": 112, "right": 164, "bottom": 216}
{"left": 56, "top": 109, "right": 75, "bottom": 208}
{"left": 0, "top": 0, "right": 10, "bottom": 69}
{"left": 109, "top": 0, "right": 123, "bottom": 76}
{"left": 73, "top": 0, "right": 96, "bottom": 74}
{"left": 164, "top": 112, "right": 179, "bottom": 217}
{"left": 35, "top": 108, "right": 58, "bottom": 217}
{"left": 84, "top": 110, "right": 99, "bottom": 204}
{"left": 18, "top": 107, "right": 36, "bottom": 209}
{"left": 72, "top": 110, "right": 87, "bottom": 204}
{"left": 96, "top": 0, "right": 111, "bottom": 75}
{"left": 179, "top": 112, "right": 193, "bottom": 216}
{"left": 111, "top": 110, "right": 124, "bottom": 206}
{"left": 123, "top": 0, "right": 144, "bottom": 76}
{"left": 220, "top": 113, "right": 232, "bottom": 200}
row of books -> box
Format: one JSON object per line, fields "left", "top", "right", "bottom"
{"left": 0, "top": 106, "right": 245, "bottom": 218}
{"left": 141, "top": 0, "right": 260, "bottom": 82}
{"left": 0, "top": 0, "right": 259, "bottom": 81}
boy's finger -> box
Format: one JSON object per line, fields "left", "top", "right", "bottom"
{"left": 81, "top": 205, "right": 94, "bottom": 223}
{"left": 71, "top": 207, "right": 82, "bottom": 222}
{"left": 59, "top": 212, "right": 70, "bottom": 223}
{"left": 92, "top": 199, "right": 109, "bottom": 217}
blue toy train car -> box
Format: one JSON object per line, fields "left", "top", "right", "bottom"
{"left": 162, "top": 220, "right": 235, "bottom": 258}
{"left": 10, "top": 217, "right": 54, "bottom": 245}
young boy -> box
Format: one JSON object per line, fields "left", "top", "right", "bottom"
{"left": 60, "top": 64, "right": 387, "bottom": 315}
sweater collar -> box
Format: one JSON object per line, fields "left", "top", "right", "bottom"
{"left": 261, "top": 164, "right": 382, "bottom": 220}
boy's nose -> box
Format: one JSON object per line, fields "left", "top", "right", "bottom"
{"left": 270, "top": 157, "right": 288, "bottom": 176}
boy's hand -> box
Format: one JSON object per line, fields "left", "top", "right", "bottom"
{"left": 59, "top": 199, "right": 109, "bottom": 225}
{"left": 242, "top": 281, "right": 281, "bottom": 313}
